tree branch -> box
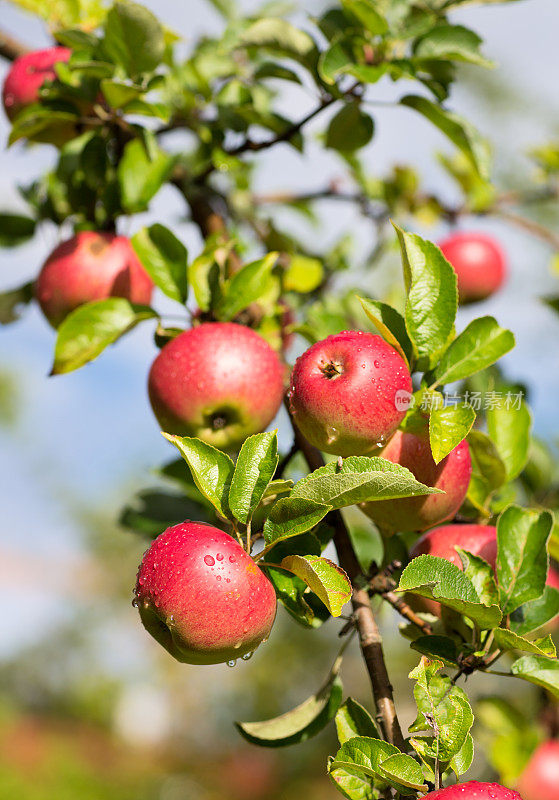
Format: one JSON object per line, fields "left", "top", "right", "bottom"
{"left": 289, "top": 416, "right": 405, "bottom": 750}
{"left": 0, "top": 30, "right": 30, "bottom": 62}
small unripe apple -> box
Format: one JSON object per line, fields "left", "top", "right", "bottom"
{"left": 424, "top": 781, "right": 522, "bottom": 799}
{"left": 288, "top": 331, "right": 412, "bottom": 456}
{"left": 2, "top": 46, "right": 71, "bottom": 120}
{"left": 134, "top": 521, "right": 277, "bottom": 664}
{"left": 35, "top": 231, "right": 154, "bottom": 327}
{"left": 439, "top": 232, "right": 506, "bottom": 304}
{"left": 148, "top": 322, "right": 286, "bottom": 449}
{"left": 517, "top": 740, "right": 559, "bottom": 800}
{"left": 410, "top": 524, "right": 559, "bottom": 621}
{"left": 360, "top": 430, "right": 472, "bottom": 532}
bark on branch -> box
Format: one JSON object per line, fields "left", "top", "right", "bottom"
{"left": 0, "top": 30, "right": 30, "bottom": 62}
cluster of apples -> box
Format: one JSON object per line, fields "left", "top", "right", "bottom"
{"left": 7, "top": 47, "right": 557, "bottom": 800}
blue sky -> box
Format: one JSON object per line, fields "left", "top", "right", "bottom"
{"left": 1, "top": 0, "right": 559, "bottom": 655}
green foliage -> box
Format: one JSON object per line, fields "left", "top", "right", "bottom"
{"left": 131, "top": 224, "right": 188, "bottom": 303}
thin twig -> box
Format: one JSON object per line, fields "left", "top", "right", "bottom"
{"left": 0, "top": 30, "right": 29, "bottom": 62}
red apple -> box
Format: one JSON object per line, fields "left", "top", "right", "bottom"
{"left": 288, "top": 331, "right": 412, "bottom": 456}
{"left": 424, "top": 781, "right": 522, "bottom": 799}
{"left": 517, "top": 740, "right": 559, "bottom": 800}
{"left": 410, "top": 524, "right": 559, "bottom": 621}
{"left": 439, "top": 232, "right": 506, "bottom": 304}
{"left": 360, "top": 430, "right": 472, "bottom": 532}
{"left": 2, "top": 46, "right": 71, "bottom": 120}
{"left": 35, "top": 231, "right": 154, "bottom": 328}
{"left": 134, "top": 521, "right": 277, "bottom": 665}
{"left": 148, "top": 322, "right": 285, "bottom": 449}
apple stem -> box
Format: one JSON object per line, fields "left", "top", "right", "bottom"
{"left": 288, "top": 406, "right": 406, "bottom": 751}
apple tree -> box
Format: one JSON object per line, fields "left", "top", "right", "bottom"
{"left": 2, "top": 0, "right": 559, "bottom": 797}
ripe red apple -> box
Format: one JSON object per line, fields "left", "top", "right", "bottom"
{"left": 360, "top": 430, "right": 472, "bottom": 532}
{"left": 439, "top": 232, "right": 506, "bottom": 304}
{"left": 410, "top": 524, "right": 559, "bottom": 621}
{"left": 288, "top": 331, "right": 412, "bottom": 456}
{"left": 516, "top": 740, "right": 559, "bottom": 800}
{"left": 35, "top": 231, "right": 154, "bottom": 328}
{"left": 148, "top": 322, "right": 286, "bottom": 449}
{"left": 2, "top": 46, "right": 71, "bottom": 120}
{"left": 424, "top": 781, "right": 522, "bottom": 799}
{"left": 134, "top": 521, "right": 277, "bottom": 665}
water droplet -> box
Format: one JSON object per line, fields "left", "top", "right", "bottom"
{"left": 216, "top": 575, "right": 221, "bottom": 581}
{"left": 229, "top": 555, "right": 236, "bottom": 563}
{"left": 374, "top": 360, "right": 380, "bottom": 368}
{"left": 216, "top": 553, "right": 224, "bottom": 561}
{"left": 226, "top": 578, "right": 230, "bottom": 583}
{"left": 204, "top": 555, "right": 215, "bottom": 566}
{"left": 227, "top": 660, "right": 237, "bottom": 668}
{"left": 131, "top": 598, "right": 139, "bottom": 608}
{"left": 242, "top": 651, "right": 253, "bottom": 661}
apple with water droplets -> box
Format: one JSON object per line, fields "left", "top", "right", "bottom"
{"left": 423, "top": 781, "right": 523, "bottom": 799}
{"left": 35, "top": 231, "right": 154, "bottom": 328}
{"left": 134, "top": 521, "right": 277, "bottom": 665}
{"left": 289, "top": 331, "right": 412, "bottom": 456}
{"left": 516, "top": 740, "right": 559, "bottom": 800}
{"left": 360, "top": 428, "right": 472, "bottom": 532}
{"left": 148, "top": 322, "right": 286, "bottom": 450}
{"left": 439, "top": 232, "right": 506, "bottom": 304}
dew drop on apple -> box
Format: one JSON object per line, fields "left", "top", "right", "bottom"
{"left": 242, "top": 651, "right": 253, "bottom": 661}
{"left": 132, "top": 598, "right": 139, "bottom": 608}
{"left": 216, "top": 553, "right": 224, "bottom": 561}
{"left": 227, "top": 660, "right": 237, "bottom": 668}
{"left": 229, "top": 555, "right": 236, "bottom": 563}
{"left": 204, "top": 555, "right": 215, "bottom": 566}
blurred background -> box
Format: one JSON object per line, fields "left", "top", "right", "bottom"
{"left": 1, "top": 0, "right": 559, "bottom": 797}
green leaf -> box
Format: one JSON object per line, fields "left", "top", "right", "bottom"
{"left": 487, "top": 396, "right": 532, "bottom": 481}
{"left": 429, "top": 403, "right": 476, "bottom": 464}
{"left": 280, "top": 555, "right": 351, "bottom": 616}
{"left": 341, "top": 0, "right": 388, "bottom": 34}
{"left": 510, "top": 586, "right": 559, "bottom": 636}
{"left": 414, "top": 24, "right": 494, "bottom": 68}
{"left": 394, "top": 224, "right": 457, "bottom": 370}
{"left": 236, "top": 662, "right": 343, "bottom": 746}
{"left": 409, "top": 659, "right": 473, "bottom": 764}
{"left": 496, "top": 505, "right": 553, "bottom": 615}
{"left": 450, "top": 733, "right": 474, "bottom": 777}
{"left": 291, "top": 456, "right": 440, "bottom": 509}
{"left": 0, "top": 281, "right": 34, "bottom": 324}
{"left": 510, "top": 655, "right": 559, "bottom": 699}
{"left": 493, "top": 628, "right": 556, "bottom": 658}
{"left": 119, "top": 488, "right": 213, "bottom": 537}
{"left": 228, "top": 431, "right": 279, "bottom": 524}
{"left": 51, "top": 298, "right": 156, "bottom": 374}
{"left": 100, "top": 79, "right": 143, "bottom": 108}
{"left": 410, "top": 635, "right": 459, "bottom": 667}
{"left": 328, "top": 765, "right": 375, "bottom": 800}
{"left": 131, "top": 224, "right": 188, "bottom": 304}
{"left": 238, "top": 18, "right": 318, "bottom": 68}
{"left": 318, "top": 40, "right": 353, "bottom": 85}
{"left": 456, "top": 548, "right": 499, "bottom": 608}
{"left": 263, "top": 497, "right": 332, "bottom": 544}
{"left": 102, "top": 0, "right": 165, "bottom": 77}
{"left": 397, "top": 555, "right": 502, "bottom": 629}
{"left": 117, "top": 137, "right": 174, "bottom": 213}
{"left": 329, "top": 737, "right": 418, "bottom": 794}
{"left": 162, "top": 434, "right": 234, "bottom": 519}
{"left": 326, "top": 102, "right": 374, "bottom": 152}
{"left": 358, "top": 296, "right": 413, "bottom": 366}
{"left": 433, "top": 317, "right": 515, "bottom": 386}
{"left": 401, "top": 95, "right": 490, "bottom": 179}
{"left": 284, "top": 255, "right": 324, "bottom": 293}
{"left": 0, "top": 213, "right": 36, "bottom": 247}
{"left": 467, "top": 430, "right": 507, "bottom": 492}
{"left": 216, "top": 253, "right": 278, "bottom": 320}
{"left": 335, "top": 698, "right": 379, "bottom": 745}
{"left": 378, "top": 754, "right": 426, "bottom": 791}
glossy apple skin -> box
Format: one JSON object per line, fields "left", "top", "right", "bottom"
{"left": 410, "top": 524, "right": 559, "bottom": 621}
{"left": 134, "top": 521, "right": 277, "bottom": 665}
{"left": 360, "top": 430, "right": 472, "bottom": 532}
{"left": 2, "top": 47, "right": 71, "bottom": 120}
{"left": 35, "top": 231, "right": 154, "bottom": 328}
{"left": 289, "top": 331, "right": 412, "bottom": 456}
{"left": 424, "top": 781, "right": 522, "bottom": 799}
{"left": 517, "top": 741, "right": 559, "bottom": 800}
{"left": 439, "top": 232, "right": 506, "bottom": 304}
{"left": 148, "top": 322, "right": 286, "bottom": 449}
